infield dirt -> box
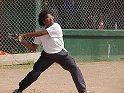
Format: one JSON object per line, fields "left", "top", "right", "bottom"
{"left": 0, "top": 61, "right": 124, "bottom": 93}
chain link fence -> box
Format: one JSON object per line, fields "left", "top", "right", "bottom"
{"left": 47, "top": 0, "right": 124, "bottom": 29}
{"left": 1, "top": 0, "right": 124, "bottom": 54}
{"left": 1, "top": 0, "right": 42, "bottom": 53}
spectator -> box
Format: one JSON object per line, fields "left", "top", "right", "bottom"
{"left": 99, "top": 16, "right": 104, "bottom": 30}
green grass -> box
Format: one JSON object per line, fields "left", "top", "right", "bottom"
{"left": 0, "top": 61, "right": 34, "bottom": 69}
{"left": 0, "top": 60, "right": 123, "bottom": 69}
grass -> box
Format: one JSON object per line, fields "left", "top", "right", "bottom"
{"left": 0, "top": 60, "right": 123, "bottom": 69}
{"left": 0, "top": 61, "right": 34, "bottom": 69}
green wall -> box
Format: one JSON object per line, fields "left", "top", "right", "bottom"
{"left": 63, "top": 29, "right": 124, "bottom": 61}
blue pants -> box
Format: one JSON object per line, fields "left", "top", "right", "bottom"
{"left": 19, "top": 49, "right": 86, "bottom": 93}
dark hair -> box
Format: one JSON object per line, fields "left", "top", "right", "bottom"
{"left": 38, "top": 10, "right": 51, "bottom": 26}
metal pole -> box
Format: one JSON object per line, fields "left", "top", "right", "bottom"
{"left": 43, "top": 0, "right": 48, "bottom": 10}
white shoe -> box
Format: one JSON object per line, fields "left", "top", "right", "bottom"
{"left": 84, "top": 90, "right": 95, "bottom": 93}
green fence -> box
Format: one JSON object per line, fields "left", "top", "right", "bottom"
{"left": 63, "top": 29, "right": 124, "bottom": 61}
{"left": 1, "top": 0, "right": 124, "bottom": 62}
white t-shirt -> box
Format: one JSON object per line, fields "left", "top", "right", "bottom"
{"left": 33, "top": 23, "right": 65, "bottom": 54}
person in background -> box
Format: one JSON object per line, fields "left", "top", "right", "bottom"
{"left": 87, "top": 16, "right": 96, "bottom": 29}
{"left": 99, "top": 16, "right": 104, "bottom": 30}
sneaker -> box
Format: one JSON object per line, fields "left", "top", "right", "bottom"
{"left": 12, "top": 89, "right": 22, "bottom": 93}
{"left": 84, "top": 90, "right": 95, "bottom": 93}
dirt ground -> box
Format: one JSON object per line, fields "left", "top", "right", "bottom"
{"left": 0, "top": 61, "right": 124, "bottom": 93}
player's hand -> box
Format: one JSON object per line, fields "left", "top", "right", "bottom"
{"left": 8, "top": 33, "right": 23, "bottom": 42}
{"left": 19, "top": 34, "right": 25, "bottom": 37}
{"left": 17, "top": 35, "right": 22, "bottom": 42}
{"left": 18, "top": 34, "right": 26, "bottom": 42}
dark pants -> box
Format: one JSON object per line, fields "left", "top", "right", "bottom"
{"left": 19, "top": 49, "right": 86, "bottom": 93}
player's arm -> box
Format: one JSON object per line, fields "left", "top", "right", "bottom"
{"left": 20, "top": 30, "right": 48, "bottom": 37}
{"left": 20, "top": 40, "right": 39, "bottom": 51}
